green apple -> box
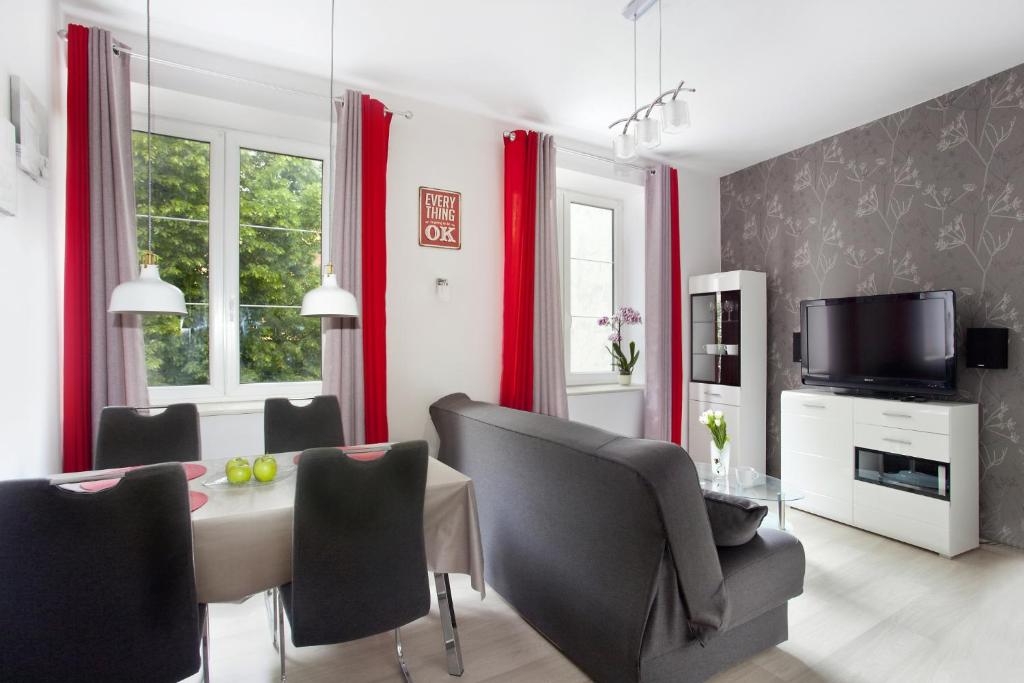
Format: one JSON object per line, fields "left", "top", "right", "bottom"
{"left": 253, "top": 455, "right": 278, "bottom": 482}
{"left": 225, "top": 457, "right": 251, "bottom": 485}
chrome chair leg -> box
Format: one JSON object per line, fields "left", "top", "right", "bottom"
{"left": 277, "top": 587, "right": 287, "bottom": 682}
{"left": 433, "top": 573, "right": 464, "bottom": 676}
{"left": 201, "top": 605, "right": 211, "bottom": 682}
{"left": 395, "top": 627, "right": 413, "bottom": 683}
{"left": 264, "top": 588, "right": 279, "bottom": 650}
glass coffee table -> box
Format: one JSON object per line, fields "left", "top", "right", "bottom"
{"left": 695, "top": 463, "right": 805, "bottom": 530}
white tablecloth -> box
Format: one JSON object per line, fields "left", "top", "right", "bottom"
{"left": 59, "top": 455, "right": 485, "bottom": 604}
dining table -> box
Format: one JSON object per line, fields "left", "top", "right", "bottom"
{"left": 52, "top": 448, "right": 485, "bottom": 677}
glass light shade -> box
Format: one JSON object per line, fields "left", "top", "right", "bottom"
{"left": 108, "top": 263, "right": 187, "bottom": 315}
{"left": 635, "top": 116, "right": 662, "bottom": 148}
{"left": 662, "top": 98, "right": 691, "bottom": 132}
{"left": 300, "top": 273, "right": 358, "bottom": 317}
{"left": 612, "top": 131, "right": 638, "bottom": 161}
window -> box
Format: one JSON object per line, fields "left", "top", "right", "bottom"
{"left": 132, "top": 117, "right": 328, "bottom": 405}
{"left": 236, "top": 148, "right": 323, "bottom": 384}
{"left": 133, "top": 131, "right": 212, "bottom": 387}
{"left": 558, "top": 190, "right": 623, "bottom": 385}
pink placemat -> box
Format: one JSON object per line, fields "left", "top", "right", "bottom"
{"left": 189, "top": 491, "right": 208, "bottom": 512}
{"left": 293, "top": 447, "right": 388, "bottom": 465}
{"left": 183, "top": 462, "right": 207, "bottom": 480}
{"left": 80, "top": 462, "right": 206, "bottom": 491}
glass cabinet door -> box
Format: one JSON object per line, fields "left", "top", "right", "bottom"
{"left": 691, "top": 290, "right": 741, "bottom": 386}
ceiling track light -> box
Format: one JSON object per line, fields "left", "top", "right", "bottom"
{"left": 610, "top": 0, "right": 695, "bottom": 161}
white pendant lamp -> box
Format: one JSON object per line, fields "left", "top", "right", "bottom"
{"left": 635, "top": 115, "right": 662, "bottom": 148}
{"left": 662, "top": 97, "right": 691, "bottom": 132}
{"left": 301, "top": 264, "right": 358, "bottom": 317}
{"left": 300, "top": 0, "right": 358, "bottom": 319}
{"left": 612, "top": 130, "right": 638, "bottom": 161}
{"left": 109, "top": 0, "right": 186, "bottom": 316}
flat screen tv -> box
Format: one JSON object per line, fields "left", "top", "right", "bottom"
{"left": 800, "top": 290, "right": 956, "bottom": 396}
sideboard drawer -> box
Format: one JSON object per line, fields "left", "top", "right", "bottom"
{"left": 690, "top": 383, "right": 741, "bottom": 407}
{"left": 854, "top": 398, "right": 950, "bottom": 434}
{"left": 781, "top": 391, "right": 852, "bottom": 422}
{"left": 854, "top": 423, "right": 950, "bottom": 463}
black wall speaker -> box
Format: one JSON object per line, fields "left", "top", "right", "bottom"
{"left": 793, "top": 331, "right": 801, "bottom": 363}
{"left": 966, "top": 328, "right": 1009, "bottom": 369}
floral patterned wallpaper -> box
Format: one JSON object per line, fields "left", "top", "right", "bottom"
{"left": 720, "top": 62, "right": 1024, "bottom": 547}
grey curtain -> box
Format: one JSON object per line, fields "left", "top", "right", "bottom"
{"left": 322, "top": 90, "right": 365, "bottom": 445}
{"left": 532, "top": 134, "right": 568, "bottom": 418}
{"left": 643, "top": 165, "right": 674, "bottom": 440}
{"left": 89, "top": 27, "right": 147, "bottom": 435}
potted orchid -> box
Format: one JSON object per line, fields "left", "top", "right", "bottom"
{"left": 699, "top": 409, "right": 730, "bottom": 480}
{"left": 598, "top": 306, "right": 643, "bottom": 385}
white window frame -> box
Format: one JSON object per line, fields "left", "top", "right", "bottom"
{"left": 136, "top": 114, "right": 329, "bottom": 408}
{"left": 557, "top": 189, "right": 624, "bottom": 387}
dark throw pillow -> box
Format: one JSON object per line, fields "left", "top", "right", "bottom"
{"left": 703, "top": 491, "right": 769, "bottom": 547}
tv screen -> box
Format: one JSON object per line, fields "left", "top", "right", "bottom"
{"left": 800, "top": 290, "right": 956, "bottom": 396}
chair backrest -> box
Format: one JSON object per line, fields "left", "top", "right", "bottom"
{"left": 95, "top": 403, "right": 201, "bottom": 470}
{"left": 288, "top": 441, "right": 430, "bottom": 647}
{"left": 264, "top": 395, "right": 345, "bottom": 454}
{"left": 0, "top": 463, "right": 202, "bottom": 682}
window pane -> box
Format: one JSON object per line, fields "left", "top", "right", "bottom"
{"left": 238, "top": 148, "right": 323, "bottom": 384}
{"left": 133, "top": 132, "right": 211, "bottom": 387}
{"left": 570, "top": 259, "right": 613, "bottom": 317}
{"left": 239, "top": 306, "right": 322, "bottom": 384}
{"left": 569, "top": 203, "right": 613, "bottom": 262}
{"left": 571, "top": 316, "right": 614, "bottom": 374}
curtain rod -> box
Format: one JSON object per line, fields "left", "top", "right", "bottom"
{"left": 56, "top": 29, "right": 413, "bottom": 119}
{"left": 503, "top": 131, "right": 655, "bottom": 174}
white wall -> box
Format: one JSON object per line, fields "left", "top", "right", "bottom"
{"left": 679, "top": 170, "right": 723, "bottom": 449}
{"left": 0, "top": 0, "right": 63, "bottom": 478}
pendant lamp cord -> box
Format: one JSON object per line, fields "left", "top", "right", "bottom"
{"left": 658, "top": 0, "right": 663, "bottom": 95}
{"left": 146, "top": 0, "right": 153, "bottom": 256}
{"left": 326, "top": 0, "right": 336, "bottom": 274}
{"left": 632, "top": 15, "right": 637, "bottom": 114}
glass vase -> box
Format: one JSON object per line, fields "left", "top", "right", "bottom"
{"left": 710, "top": 441, "right": 731, "bottom": 480}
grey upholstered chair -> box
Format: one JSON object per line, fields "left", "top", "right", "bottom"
{"left": 263, "top": 395, "right": 345, "bottom": 453}
{"left": 94, "top": 403, "right": 201, "bottom": 470}
{"left": 0, "top": 463, "right": 209, "bottom": 682}
{"left": 276, "top": 441, "right": 430, "bottom": 682}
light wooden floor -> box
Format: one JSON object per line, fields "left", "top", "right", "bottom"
{"left": 190, "top": 510, "right": 1024, "bottom": 682}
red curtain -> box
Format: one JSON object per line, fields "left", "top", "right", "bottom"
{"left": 499, "top": 130, "right": 539, "bottom": 411}
{"left": 63, "top": 24, "right": 92, "bottom": 473}
{"left": 360, "top": 95, "right": 392, "bottom": 443}
{"left": 669, "top": 169, "right": 683, "bottom": 445}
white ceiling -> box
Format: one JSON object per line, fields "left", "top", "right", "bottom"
{"left": 63, "top": 0, "right": 1024, "bottom": 175}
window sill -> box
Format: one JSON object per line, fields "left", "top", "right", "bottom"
{"left": 567, "top": 383, "right": 645, "bottom": 396}
{"left": 191, "top": 399, "right": 268, "bottom": 417}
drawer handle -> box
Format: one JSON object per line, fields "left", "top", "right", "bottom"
{"left": 802, "top": 403, "right": 826, "bottom": 409}
{"left": 882, "top": 412, "right": 912, "bottom": 419}
{"left": 882, "top": 437, "right": 912, "bottom": 446}
{"left": 707, "top": 392, "right": 721, "bottom": 397}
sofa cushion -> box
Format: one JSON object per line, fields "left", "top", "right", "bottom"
{"left": 704, "top": 491, "right": 769, "bottom": 547}
{"left": 717, "top": 528, "right": 805, "bottom": 629}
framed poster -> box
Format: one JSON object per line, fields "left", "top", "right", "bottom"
{"left": 0, "top": 120, "right": 15, "bottom": 216}
{"left": 419, "top": 187, "right": 461, "bottom": 249}
{"left": 10, "top": 76, "right": 49, "bottom": 182}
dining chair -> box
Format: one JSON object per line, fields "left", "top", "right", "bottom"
{"left": 94, "top": 402, "right": 201, "bottom": 470}
{"left": 263, "top": 395, "right": 345, "bottom": 454}
{"left": 0, "top": 463, "right": 209, "bottom": 682}
{"left": 276, "top": 441, "right": 430, "bottom": 682}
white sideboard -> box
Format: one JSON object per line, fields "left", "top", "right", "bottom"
{"left": 687, "top": 271, "right": 766, "bottom": 472}
{"left": 781, "top": 389, "right": 979, "bottom": 557}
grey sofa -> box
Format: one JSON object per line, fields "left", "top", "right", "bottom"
{"left": 430, "top": 393, "right": 805, "bottom": 683}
